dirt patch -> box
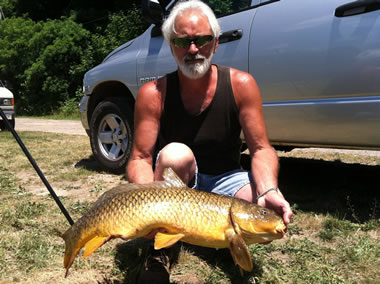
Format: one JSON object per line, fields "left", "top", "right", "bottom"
{"left": 15, "top": 118, "right": 87, "bottom": 136}
{"left": 17, "top": 165, "right": 125, "bottom": 203}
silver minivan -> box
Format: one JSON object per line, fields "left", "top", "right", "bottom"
{"left": 80, "top": 0, "right": 380, "bottom": 172}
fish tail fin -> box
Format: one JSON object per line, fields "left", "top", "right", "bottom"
{"left": 62, "top": 224, "right": 110, "bottom": 277}
{"left": 62, "top": 227, "right": 82, "bottom": 278}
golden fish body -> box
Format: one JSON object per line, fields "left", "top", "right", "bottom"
{"left": 62, "top": 168, "right": 286, "bottom": 276}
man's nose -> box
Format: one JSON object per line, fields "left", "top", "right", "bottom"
{"left": 188, "top": 42, "right": 199, "bottom": 54}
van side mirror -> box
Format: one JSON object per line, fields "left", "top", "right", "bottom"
{"left": 141, "top": 0, "right": 164, "bottom": 25}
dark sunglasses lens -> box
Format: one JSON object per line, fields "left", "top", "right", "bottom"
{"left": 172, "top": 35, "right": 213, "bottom": 48}
{"left": 172, "top": 38, "right": 191, "bottom": 48}
{"left": 194, "top": 35, "right": 213, "bottom": 47}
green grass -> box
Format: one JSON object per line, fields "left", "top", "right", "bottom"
{"left": 0, "top": 131, "right": 379, "bottom": 283}
{"left": 318, "top": 216, "right": 359, "bottom": 241}
{"left": 0, "top": 173, "right": 63, "bottom": 276}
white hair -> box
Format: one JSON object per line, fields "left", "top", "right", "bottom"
{"left": 161, "top": 0, "right": 221, "bottom": 42}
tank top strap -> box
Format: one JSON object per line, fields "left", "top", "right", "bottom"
{"left": 164, "top": 70, "right": 181, "bottom": 111}
{"left": 214, "top": 65, "right": 238, "bottom": 114}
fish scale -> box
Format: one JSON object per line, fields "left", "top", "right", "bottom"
{"left": 62, "top": 168, "right": 286, "bottom": 277}
{"left": 119, "top": 186, "right": 230, "bottom": 237}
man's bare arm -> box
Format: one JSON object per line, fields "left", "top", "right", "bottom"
{"left": 231, "top": 69, "right": 293, "bottom": 224}
{"left": 127, "top": 78, "right": 166, "bottom": 184}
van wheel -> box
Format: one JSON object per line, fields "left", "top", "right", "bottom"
{"left": 89, "top": 97, "right": 134, "bottom": 173}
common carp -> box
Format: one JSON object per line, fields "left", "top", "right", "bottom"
{"left": 62, "top": 168, "right": 286, "bottom": 276}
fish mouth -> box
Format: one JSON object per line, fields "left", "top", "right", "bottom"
{"left": 240, "top": 222, "right": 287, "bottom": 242}
{"left": 275, "top": 229, "right": 285, "bottom": 237}
{"left": 241, "top": 229, "right": 284, "bottom": 244}
{"left": 274, "top": 223, "right": 287, "bottom": 237}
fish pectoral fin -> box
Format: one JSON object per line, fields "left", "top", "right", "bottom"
{"left": 154, "top": 232, "right": 185, "bottom": 249}
{"left": 225, "top": 229, "right": 253, "bottom": 272}
{"left": 83, "top": 236, "right": 109, "bottom": 258}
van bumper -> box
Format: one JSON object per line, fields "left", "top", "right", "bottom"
{"left": 79, "top": 95, "right": 90, "bottom": 134}
{"left": 0, "top": 107, "right": 15, "bottom": 120}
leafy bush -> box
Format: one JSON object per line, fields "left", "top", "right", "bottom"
{"left": 0, "top": 16, "right": 89, "bottom": 114}
{"left": 0, "top": 5, "right": 146, "bottom": 116}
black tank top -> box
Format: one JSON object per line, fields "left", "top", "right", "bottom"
{"left": 157, "top": 65, "right": 242, "bottom": 175}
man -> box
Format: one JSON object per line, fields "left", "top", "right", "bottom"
{"left": 127, "top": 0, "right": 293, "bottom": 282}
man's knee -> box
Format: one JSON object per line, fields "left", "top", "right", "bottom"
{"left": 158, "top": 143, "right": 194, "bottom": 165}
{"left": 155, "top": 143, "right": 196, "bottom": 184}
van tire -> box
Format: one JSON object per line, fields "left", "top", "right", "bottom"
{"left": 89, "top": 97, "right": 134, "bottom": 173}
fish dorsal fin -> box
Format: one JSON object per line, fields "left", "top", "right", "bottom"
{"left": 225, "top": 228, "right": 253, "bottom": 272}
{"left": 82, "top": 236, "right": 109, "bottom": 259}
{"left": 154, "top": 232, "right": 185, "bottom": 249}
{"left": 162, "top": 167, "right": 186, "bottom": 188}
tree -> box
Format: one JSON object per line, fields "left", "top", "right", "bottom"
{"left": 0, "top": 4, "right": 147, "bottom": 115}
{"left": 0, "top": 16, "right": 90, "bottom": 114}
{"left": 0, "top": 17, "right": 40, "bottom": 97}
{"left": 0, "top": 0, "right": 146, "bottom": 32}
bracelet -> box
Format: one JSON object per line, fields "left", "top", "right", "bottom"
{"left": 256, "top": 188, "right": 280, "bottom": 200}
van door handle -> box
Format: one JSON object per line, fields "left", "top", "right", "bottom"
{"left": 335, "top": 0, "right": 380, "bottom": 17}
{"left": 219, "top": 29, "right": 243, "bottom": 43}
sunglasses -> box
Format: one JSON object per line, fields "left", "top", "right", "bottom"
{"left": 171, "top": 35, "right": 214, "bottom": 48}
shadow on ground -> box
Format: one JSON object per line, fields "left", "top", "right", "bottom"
{"left": 74, "top": 155, "right": 104, "bottom": 172}
{"left": 75, "top": 155, "right": 126, "bottom": 176}
{"left": 279, "top": 157, "right": 380, "bottom": 222}
{"left": 175, "top": 244, "right": 263, "bottom": 284}
{"left": 242, "top": 153, "right": 380, "bottom": 222}
{"left": 109, "top": 240, "right": 255, "bottom": 284}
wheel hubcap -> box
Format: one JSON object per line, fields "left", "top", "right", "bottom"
{"left": 97, "top": 114, "right": 128, "bottom": 161}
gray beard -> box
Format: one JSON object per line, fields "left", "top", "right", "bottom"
{"left": 174, "top": 52, "right": 214, "bottom": 79}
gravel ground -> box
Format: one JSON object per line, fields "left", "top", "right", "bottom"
{"left": 15, "top": 117, "right": 87, "bottom": 136}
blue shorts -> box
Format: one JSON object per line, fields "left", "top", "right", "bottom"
{"left": 155, "top": 149, "right": 253, "bottom": 197}
{"left": 192, "top": 169, "right": 254, "bottom": 197}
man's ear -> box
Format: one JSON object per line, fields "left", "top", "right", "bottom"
{"left": 213, "top": 38, "right": 219, "bottom": 54}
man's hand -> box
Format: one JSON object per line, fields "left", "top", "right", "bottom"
{"left": 257, "top": 191, "right": 293, "bottom": 225}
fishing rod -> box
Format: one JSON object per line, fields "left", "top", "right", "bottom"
{"left": 0, "top": 108, "right": 74, "bottom": 225}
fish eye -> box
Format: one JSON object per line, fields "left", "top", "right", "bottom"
{"left": 261, "top": 209, "right": 267, "bottom": 215}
